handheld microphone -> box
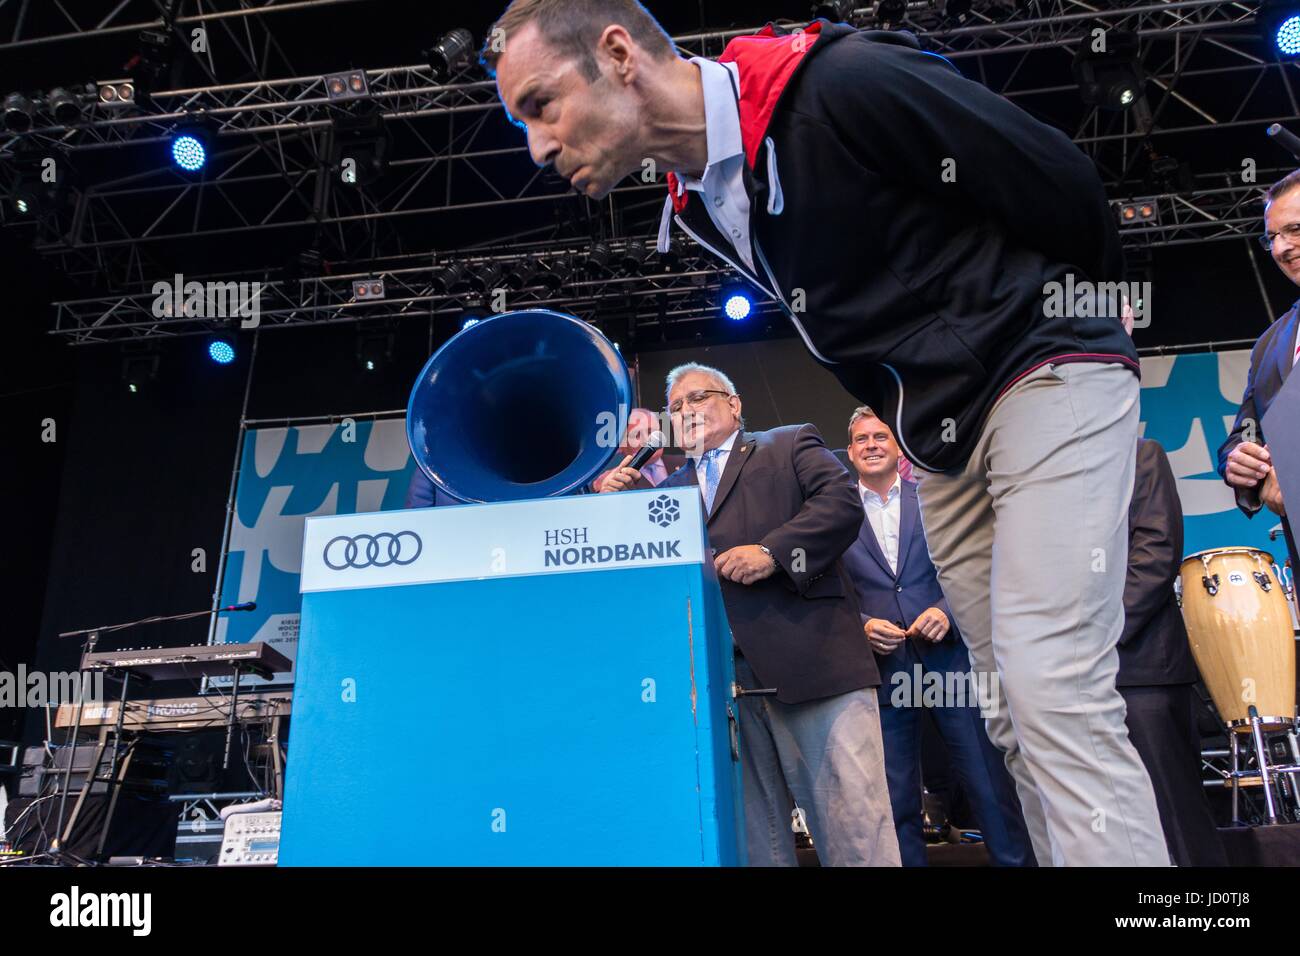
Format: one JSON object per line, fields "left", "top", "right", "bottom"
{"left": 1268, "top": 123, "right": 1300, "bottom": 160}
{"left": 220, "top": 602, "right": 257, "bottom": 612}
{"left": 627, "top": 431, "right": 668, "bottom": 472}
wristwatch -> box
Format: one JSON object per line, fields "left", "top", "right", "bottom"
{"left": 757, "top": 544, "right": 777, "bottom": 567}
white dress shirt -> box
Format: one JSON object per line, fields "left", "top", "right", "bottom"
{"left": 860, "top": 475, "right": 902, "bottom": 575}
{"left": 674, "top": 57, "right": 755, "bottom": 273}
{"left": 693, "top": 429, "right": 740, "bottom": 505}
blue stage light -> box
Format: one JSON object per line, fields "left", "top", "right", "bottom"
{"left": 1279, "top": 15, "right": 1300, "bottom": 55}
{"left": 172, "top": 133, "right": 207, "bottom": 171}
{"left": 723, "top": 291, "right": 752, "bottom": 321}
{"left": 208, "top": 339, "right": 235, "bottom": 364}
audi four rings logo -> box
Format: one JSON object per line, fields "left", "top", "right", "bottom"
{"left": 323, "top": 531, "right": 423, "bottom": 570}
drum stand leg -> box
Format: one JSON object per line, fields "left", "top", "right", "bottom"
{"left": 1248, "top": 708, "right": 1280, "bottom": 825}
{"left": 1230, "top": 732, "right": 1242, "bottom": 824}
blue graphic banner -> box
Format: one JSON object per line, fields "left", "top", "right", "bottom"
{"left": 213, "top": 418, "right": 415, "bottom": 683}
{"left": 1139, "top": 349, "right": 1285, "bottom": 561}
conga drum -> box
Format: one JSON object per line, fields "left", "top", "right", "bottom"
{"left": 1178, "top": 547, "right": 1296, "bottom": 730}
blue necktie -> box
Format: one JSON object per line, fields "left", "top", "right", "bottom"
{"left": 700, "top": 448, "right": 723, "bottom": 513}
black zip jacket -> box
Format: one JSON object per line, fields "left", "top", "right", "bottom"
{"left": 658, "top": 20, "right": 1138, "bottom": 472}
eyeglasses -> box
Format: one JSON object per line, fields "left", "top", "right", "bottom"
{"left": 667, "top": 388, "right": 732, "bottom": 415}
{"left": 1259, "top": 222, "right": 1300, "bottom": 249}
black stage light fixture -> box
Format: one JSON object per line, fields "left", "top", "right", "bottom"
{"left": 812, "top": 0, "right": 856, "bottom": 22}
{"left": 426, "top": 29, "right": 476, "bottom": 81}
{"left": 431, "top": 261, "right": 468, "bottom": 294}
{"left": 126, "top": 29, "right": 174, "bottom": 107}
{"left": 538, "top": 256, "right": 572, "bottom": 290}
{"left": 618, "top": 241, "right": 650, "bottom": 274}
{"left": 357, "top": 325, "right": 395, "bottom": 373}
{"left": 875, "top": 0, "right": 907, "bottom": 27}
{"left": 121, "top": 350, "right": 160, "bottom": 394}
{"left": 1072, "top": 30, "right": 1144, "bottom": 111}
{"left": 46, "top": 87, "right": 83, "bottom": 125}
{"left": 325, "top": 70, "right": 369, "bottom": 101}
{"left": 657, "top": 236, "right": 685, "bottom": 270}
{"left": 584, "top": 241, "right": 612, "bottom": 276}
{"left": 503, "top": 258, "right": 539, "bottom": 290}
{"left": 3, "top": 93, "right": 34, "bottom": 132}
{"left": 940, "top": 0, "right": 974, "bottom": 23}
{"left": 331, "top": 110, "right": 390, "bottom": 186}
{"left": 471, "top": 262, "right": 507, "bottom": 294}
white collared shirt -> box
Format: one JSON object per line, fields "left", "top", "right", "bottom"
{"left": 693, "top": 429, "right": 740, "bottom": 505}
{"left": 673, "top": 57, "right": 755, "bottom": 274}
{"left": 860, "top": 475, "right": 902, "bottom": 575}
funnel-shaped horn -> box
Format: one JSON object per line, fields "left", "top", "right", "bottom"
{"left": 406, "top": 309, "right": 633, "bottom": 502}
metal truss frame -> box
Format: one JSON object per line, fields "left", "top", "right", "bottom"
{"left": 4, "top": 0, "right": 1299, "bottom": 340}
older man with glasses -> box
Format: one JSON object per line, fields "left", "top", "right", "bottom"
{"left": 601, "top": 362, "right": 899, "bottom": 866}
{"left": 1220, "top": 169, "right": 1300, "bottom": 576}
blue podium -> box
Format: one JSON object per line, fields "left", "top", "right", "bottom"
{"left": 278, "top": 488, "right": 746, "bottom": 865}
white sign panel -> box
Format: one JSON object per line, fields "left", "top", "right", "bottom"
{"left": 300, "top": 488, "right": 705, "bottom": 593}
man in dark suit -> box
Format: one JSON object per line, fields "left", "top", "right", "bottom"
{"left": 1122, "top": 438, "right": 1227, "bottom": 866}
{"left": 593, "top": 406, "right": 685, "bottom": 492}
{"left": 1219, "top": 169, "right": 1300, "bottom": 573}
{"left": 601, "top": 362, "right": 899, "bottom": 866}
{"left": 839, "top": 406, "right": 1034, "bottom": 866}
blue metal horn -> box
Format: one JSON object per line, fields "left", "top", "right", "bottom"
{"left": 406, "top": 309, "right": 633, "bottom": 503}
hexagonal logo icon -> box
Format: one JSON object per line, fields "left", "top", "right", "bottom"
{"left": 647, "top": 493, "right": 680, "bottom": 527}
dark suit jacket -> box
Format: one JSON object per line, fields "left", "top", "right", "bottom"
{"left": 839, "top": 478, "right": 961, "bottom": 676}
{"left": 1217, "top": 301, "right": 1298, "bottom": 568}
{"left": 661, "top": 424, "right": 880, "bottom": 704}
{"left": 1119, "top": 438, "right": 1201, "bottom": 687}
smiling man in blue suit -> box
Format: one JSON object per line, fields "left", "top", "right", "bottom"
{"left": 840, "top": 405, "right": 1034, "bottom": 866}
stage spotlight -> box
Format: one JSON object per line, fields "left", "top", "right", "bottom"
{"left": 721, "top": 285, "right": 753, "bottom": 321}
{"left": 3, "top": 93, "right": 34, "bottom": 132}
{"left": 584, "top": 241, "right": 612, "bottom": 276}
{"left": 618, "top": 241, "right": 650, "bottom": 274}
{"left": 352, "top": 278, "right": 385, "bottom": 299}
{"left": 426, "top": 28, "right": 476, "bottom": 81}
{"left": 127, "top": 29, "right": 174, "bottom": 107}
{"left": 1116, "top": 198, "right": 1159, "bottom": 227}
{"left": 325, "top": 70, "right": 369, "bottom": 101}
{"left": 170, "top": 118, "right": 215, "bottom": 172}
{"left": 1072, "top": 31, "right": 1144, "bottom": 111}
{"left": 538, "top": 256, "right": 572, "bottom": 290}
{"left": 503, "top": 258, "right": 539, "bottom": 290}
{"left": 357, "top": 327, "right": 394, "bottom": 373}
{"left": 208, "top": 339, "right": 236, "bottom": 364}
{"left": 812, "top": 0, "right": 856, "bottom": 22}
{"left": 875, "top": 0, "right": 907, "bottom": 27}
{"left": 330, "top": 111, "right": 389, "bottom": 186}
{"left": 171, "top": 132, "right": 206, "bottom": 171}
{"left": 121, "top": 352, "right": 159, "bottom": 394}
{"left": 471, "top": 262, "right": 506, "bottom": 293}
{"left": 46, "top": 88, "right": 82, "bottom": 125}
{"left": 1260, "top": 2, "right": 1300, "bottom": 58}
{"left": 431, "top": 261, "right": 468, "bottom": 294}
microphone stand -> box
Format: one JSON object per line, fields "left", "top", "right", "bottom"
{"left": 48, "top": 604, "right": 249, "bottom": 863}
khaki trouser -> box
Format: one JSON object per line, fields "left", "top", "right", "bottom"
{"left": 912, "top": 362, "right": 1171, "bottom": 866}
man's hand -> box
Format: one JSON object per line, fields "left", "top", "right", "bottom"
{"left": 598, "top": 453, "right": 643, "bottom": 493}
{"left": 907, "top": 607, "right": 950, "bottom": 643}
{"left": 1226, "top": 441, "right": 1271, "bottom": 490}
{"left": 715, "top": 545, "right": 777, "bottom": 586}
{"left": 1262, "top": 466, "right": 1287, "bottom": 516}
{"left": 865, "top": 618, "right": 907, "bottom": 654}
